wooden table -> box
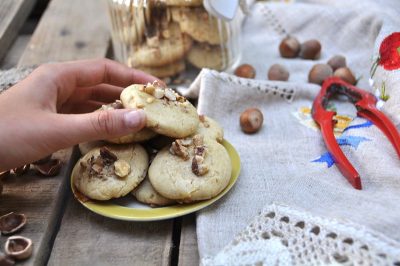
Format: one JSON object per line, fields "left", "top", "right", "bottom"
{"left": 0, "top": 0, "right": 199, "bottom": 265}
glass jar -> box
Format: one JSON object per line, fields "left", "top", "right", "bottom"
{"left": 107, "top": 0, "right": 242, "bottom": 79}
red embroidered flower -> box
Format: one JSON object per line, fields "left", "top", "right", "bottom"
{"left": 379, "top": 32, "right": 400, "bottom": 70}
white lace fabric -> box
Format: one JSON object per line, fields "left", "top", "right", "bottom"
{"left": 202, "top": 204, "right": 400, "bottom": 266}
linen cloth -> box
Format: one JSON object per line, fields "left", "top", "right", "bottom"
{"left": 185, "top": 0, "right": 400, "bottom": 264}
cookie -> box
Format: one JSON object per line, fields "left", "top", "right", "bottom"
{"left": 120, "top": 82, "right": 199, "bottom": 138}
{"left": 148, "top": 135, "right": 232, "bottom": 202}
{"left": 187, "top": 43, "right": 226, "bottom": 70}
{"left": 73, "top": 144, "right": 148, "bottom": 200}
{"left": 132, "top": 177, "right": 175, "bottom": 207}
{"left": 171, "top": 7, "right": 227, "bottom": 45}
{"left": 100, "top": 101, "right": 157, "bottom": 144}
{"left": 129, "top": 23, "right": 192, "bottom": 67}
{"left": 197, "top": 115, "right": 224, "bottom": 143}
{"left": 165, "top": 0, "right": 203, "bottom": 6}
{"left": 78, "top": 140, "right": 105, "bottom": 155}
{"left": 133, "top": 60, "right": 186, "bottom": 78}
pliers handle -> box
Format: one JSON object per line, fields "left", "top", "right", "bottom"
{"left": 312, "top": 77, "right": 400, "bottom": 190}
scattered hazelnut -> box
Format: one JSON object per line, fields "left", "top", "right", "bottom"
{"left": 267, "top": 64, "right": 289, "bottom": 81}
{"left": 153, "top": 88, "right": 165, "bottom": 99}
{"left": 234, "top": 64, "right": 256, "bottom": 79}
{"left": 0, "top": 252, "right": 15, "bottom": 266}
{"left": 4, "top": 236, "right": 33, "bottom": 260}
{"left": 34, "top": 159, "right": 62, "bottom": 177}
{"left": 300, "top": 39, "right": 321, "bottom": 60}
{"left": 308, "top": 64, "right": 333, "bottom": 85}
{"left": 279, "top": 36, "right": 300, "bottom": 58}
{"left": 164, "top": 89, "right": 177, "bottom": 101}
{"left": 114, "top": 160, "right": 131, "bottom": 178}
{"left": 240, "top": 108, "right": 264, "bottom": 134}
{"left": 333, "top": 67, "right": 356, "bottom": 85}
{"left": 146, "top": 97, "right": 155, "bottom": 104}
{"left": 0, "top": 213, "right": 26, "bottom": 236}
{"left": 327, "top": 55, "right": 347, "bottom": 71}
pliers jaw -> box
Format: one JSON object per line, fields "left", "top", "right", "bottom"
{"left": 312, "top": 77, "right": 400, "bottom": 190}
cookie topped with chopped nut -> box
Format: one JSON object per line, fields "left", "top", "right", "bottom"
{"left": 73, "top": 144, "right": 148, "bottom": 201}
{"left": 148, "top": 135, "right": 231, "bottom": 203}
{"left": 120, "top": 81, "right": 199, "bottom": 138}
{"left": 196, "top": 115, "right": 224, "bottom": 143}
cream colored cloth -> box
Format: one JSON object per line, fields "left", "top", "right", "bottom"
{"left": 185, "top": 1, "right": 400, "bottom": 264}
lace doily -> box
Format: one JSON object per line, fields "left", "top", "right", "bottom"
{"left": 201, "top": 204, "right": 400, "bottom": 266}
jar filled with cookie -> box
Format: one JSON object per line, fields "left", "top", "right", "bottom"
{"left": 107, "top": 0, "right": 243, "bottom": 80}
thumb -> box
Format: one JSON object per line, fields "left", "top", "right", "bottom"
{"left": 62, "top": 109, "right": 146, "bottom": 144}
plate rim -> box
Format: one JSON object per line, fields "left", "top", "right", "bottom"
{"left": 71, "top": 139, "right": 240, "bottom": 221}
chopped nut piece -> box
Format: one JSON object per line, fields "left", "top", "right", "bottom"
{"left": 114, "top": 160, "right": 131, "bottom": 178}
{"left": 199, "top": 115, "right": 206, "bottom": 122}
{"left": 193, "top": 135, "right": 204, "bottom": 146}
{"left": 179, "top": 138, "right": 193, "bottom": 146}
{"left": 194, "top": 145, "right": 206, "bottom": 157}
{"left": 192, "top": 156, "right": 209, "bottom": 176}
{"left": 146, "top": 36, "right": 160, "bottom": 48}
{"left": 91, "top": 163, "right": 103, "bottom": 174}
{"left": 176, "top": 95, "right": 186, "bottom": 103}
{"left": 144, "top": 84, "right": 156, "bottom": 95}
{"left": 154, "top": 88, "right": 165, "bottom": 99}
{"left": 169, "top": 141, "right": 189, "bottom": 160}
{"left": 136, "top": 103, "right": 145, "bottom": 108}
{"left": 146, "top": 97, "right": 155, "bottom": 103}
{"left": 162, "top": 29, "right": 170, "bottom": 38}
{"left": 100, "top": 147, "right": 118, "bottom": 165}
{"left": 164, "top": 89, "right": 177, "bottom": 101}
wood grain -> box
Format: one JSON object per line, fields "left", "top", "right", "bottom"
{"left": 179, "top": 214, "right": 200, "bottom": 266}
{"left": 0, "top": 0, "right": 36, "bottom": 62}
{"left": 18, "top": 0, "right": 110, "bottom": 66}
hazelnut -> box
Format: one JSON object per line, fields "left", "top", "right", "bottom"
{"left": 234, "top": 64, "right": 256, "bottom": 79}
{"left": 12, "top": 165, "right": 29, "bottom": 176}
{"left": 300, "top": 39, "right": 321, "bottom": 60}
{"left": 279, "top": 36, "right": 300, "bottom": 58}
{"left": 4, "top": 236, "right": 33, "bottom": 260}
{"left": 333, "top": 67, "right": 356, "bottom": 85}
{"left": 327, "top": 55, "right": 347, "bottom": 71}
{"left": 308, "top": 64, "right": 333, "bottom": 85}
{"left": 34, "top": 159, "right": 62, "bottom": 177}
{"left": 0, "top": 213, "right": 26, "bottom": 236}
{"left": 114, "top": 160, "right": 131, "bottom": 178}
{"left": 267, "top": 64, "right": 289, "bottom": 81}
{"left": 240, "top": 108, "right": 263, "bottom": 134}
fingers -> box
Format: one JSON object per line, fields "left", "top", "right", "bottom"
{"left": 58, "top": 109, "right": 146, "bottom": 144}
{"left": 43, "top": 58, "right": 159, "bottom": 88}
{"left": 60, "top": 100, "right": 104, "bottom": 114}
{"left": 67, "top": 84, "right": 123, "bottom": 105}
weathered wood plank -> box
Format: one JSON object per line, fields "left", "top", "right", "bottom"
{"left": 48, "top": 197, "right": 173, "bottom": 266}
{"left": 18, "top": 0, "right": 110, "bottom": 66}
{"left": 0, "top": 0, "right": 36, "bottom": 62}
{"left": 179, "top": 214, "right": 200, "bottom": 266}
{"left": 0, "top": 35, "right": 31, "bottom": 69}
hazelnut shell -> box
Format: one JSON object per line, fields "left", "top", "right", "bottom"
{"left": 327, "top": 55, "right": 347, "bottom": 71}
{"left": 268, "top": 64, "right": 289, "bottom": 81}
{"left": 34, "top": 159, "right": 62, "bottom": 177}
{"left": 240, "top": 108, "right": 264, "bottom": 134}
{"left": 234, "top": 64, "right": 256, "bottom": 79}
{"left": 12, "top": 165, "right": 30, "bottom": 176}
{"left": 308, "top": 64, "right": 333, "bottom": 85}
{"left": 0, "top": 252, "right": 15, "bottom": 266}
{"left": 300, "top": 39, "right": 321, "bottom": 60}
{"left": 4, "top": 236, "right": 33, "bottom": 260}
{"left": 0, "top": 212, "right": 27, "bottom": 236}
{"left": 279, "top": 36, "right": 300, "bottom": 58}
{"left": 333, "top": 67, "right": 356, "bottom": 85}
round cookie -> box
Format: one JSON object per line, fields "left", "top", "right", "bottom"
{"left": 73, "top": 144, "right": 148, "bottom": 201}
{"left": 187, "top": 43, "right": 226, "bottom": 70}
{"left": 120, "top": 82, "right": 199, "bottom": 138}
{"left": 132, "top": 177, "right": 175, "bottom": 207}
{"left": 100, "top": 101, "right": 157, "bottom": 144}
{"left": 78, "top": 140, "right": 105, "bottom": 155}
{"left": 171, "top": 7, "right": 227, "bottom": 45}
{"left": 148, "top": 135, "right": 232, "bottom": 202}
{"left": 197, "top": 115, "right": 224, "bottom": 143}
{"left": 130, "top": 23, "right": 192, "bottom": 67}
{"left": 165, "top": 0, "right": 203, "bottom": 6}
{"left": 133, "top": 60, "right": 186, "bottom": 78}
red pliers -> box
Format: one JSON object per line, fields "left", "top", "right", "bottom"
{"left": 312, "top": 77, "right": 400, "bottom": 190}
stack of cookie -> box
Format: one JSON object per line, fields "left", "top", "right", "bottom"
{"left": 73, "top": 81, "right": 232, "bottom": 207}
{"left": 109, "top": 0, "right": 232, "bottom": 78}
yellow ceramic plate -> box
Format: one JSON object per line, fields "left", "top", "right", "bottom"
{"left": 71, "top": 140, "right": 240, "bottom": 221}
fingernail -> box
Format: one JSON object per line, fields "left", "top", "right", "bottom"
{"left": 124, "top": 110, "right": 145, "bottom": 129}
